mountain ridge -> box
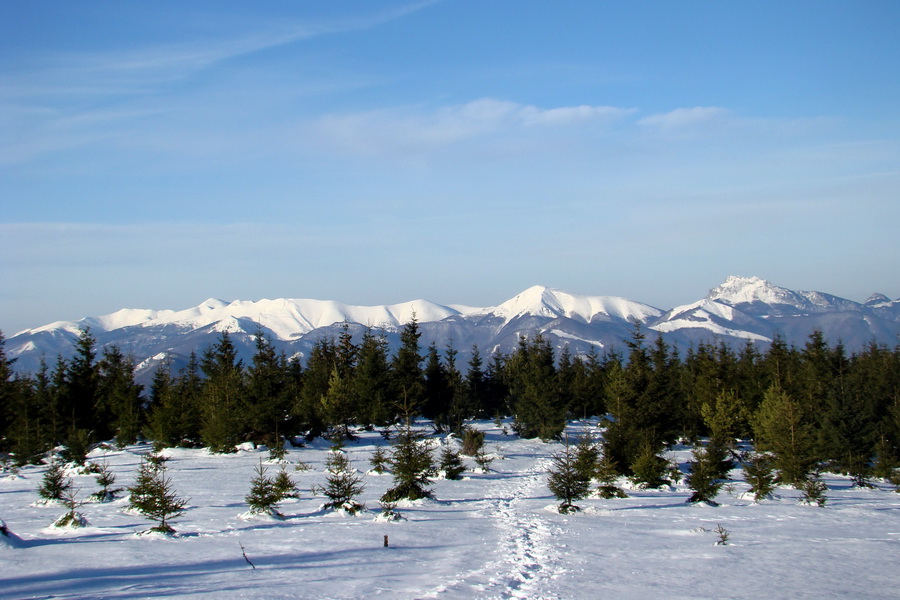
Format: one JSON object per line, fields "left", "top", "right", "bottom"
{"left": 6, "top": 277, "right": 900, "bottom": 383}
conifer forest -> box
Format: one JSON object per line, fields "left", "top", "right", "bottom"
{"left": 2, "top": 321, "right": 900, "bottom": 598}
{"left": 3, "top": 321, "right": 899, "bottom": 485}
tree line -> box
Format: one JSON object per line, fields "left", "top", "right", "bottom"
{"left": 1, "top": 322, "right": 899, "bottom": 484}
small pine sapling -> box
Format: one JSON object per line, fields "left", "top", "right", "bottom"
{"left": 667, "top": 459, "right": 684, "bottom": 485}
{"left": 59, "top": 428, "right": 91, "bottom": 466}
{"left": 369, "top": 447, "right": 389, "bottom": 474}
{"left": 52, "top": 487, "right": 89, "bottom": 528}
{"left": 629, "top": 442, "right": 670, "bottom": 489}
{"left": 245, "top": 459, "right": 283, "bottom": 517}
{"left": 461, "top": 426, "right": 485, "bottom": 457}
{"left": 742, "top": 452, "right": 776, "bottom": 502}
{"left": 596, "top": 450, "right": 627, "bottom": 499}
{"left": 127, "top": 459, "right": 188, "bottom": 535}
{"left": 381, "top": 426, "right": 436, "bottom": 503}
{"left": 473, "top": 446, "right": 494, "bottom": 473}
{"left": 90, "top": 461, "right": 122, "bottom": 503}
{"left": 293, "top": 457, "right": 311, "bottom": 472}
{"left": 322, "top": 452, "right": 366, "bottom": 514}
{"left": 268, "top": 439, "right": 288, "bottom": 463}
{"left": 686, "top": 445, "right": 725, "bottom": 505}
{"left": 547, "top": 437, "right": 592, "bottom": 514}
{"left": 378, "top": 500, "right": 403, "bottom": 522}
{"left": 273, "top": 465, "right": 300, "bottom": 501}
{"left": 798, "top": 472, "right": 827, "bottom": 507}
{"left": 714, "top": 523, "right": 730, "bottom": 546}
{"left": 573, "top": 434, "right": 600, "bottom": 483}
{"left": 439, "top": 445, "right": 466, "bottom": 480}
{"left": 146, "top": 451, "right": 169, "bottom": 469}
{"left": 871, "top": 436, "right": 898, "bottom": 483}
{"left": 38, "top": 460, "right": 73, "bottom": 504}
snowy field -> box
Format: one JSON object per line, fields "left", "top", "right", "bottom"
{"left": 3, "top": 420, "right": 900, "bottom": 600}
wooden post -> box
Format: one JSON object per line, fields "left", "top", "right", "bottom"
{"left": 383, "top": 534, "right": 389, "bottom": 548}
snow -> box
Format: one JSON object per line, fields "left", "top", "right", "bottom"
{"left": 3, "top": 421, "right": 899, "bottom": 599}
{"left": 11, "top": 286, "right": 663, "bottom": 343}
{"left": 707, "top": 276, "right": 806, "bottom": 307}
{"left": 650, "top": 300, "right": 772, "bottom": 342}
{"left": 491, "top": 285, "right": 663, "bottom": 325}
{"left": 547, "top": 330, "right": 605, "bottom": 348}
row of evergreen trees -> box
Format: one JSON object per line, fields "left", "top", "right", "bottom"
{"left": 2, "top": 323, "right": 899, "bottom": 482}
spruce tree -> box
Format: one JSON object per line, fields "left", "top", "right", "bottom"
{"left": 90, "top": 461, "right": 122, "bottom": 502}
{"left": 245, "top": 459, "right": 283, "bottom": 517}
{"left": 798, "top": 471, "right": 827, "bottom": 507}
{"left": 629, "top": 440, "right": 670, "bottom": 489}
{"left": 742, "top": 452, "right": 776, "bottom": 502}
{"left": 439, "top": 445, "right": 466, "bottom": 480}
{"left": 321, "top": 367, "right": 358, "bottom": 441}
{"left": 753, "top": 384, "right": 815, "bottom": 485}
{"left": 273, "top": 465, "right": 299, "bottom": 500}
{"left": 573, "top": 433, "right": 601, "bottom": 482}
{"left": 127, "top": 459, "right": 188, "bottom": 535}
{"left": 686, "top": 445, "right": 725, "bottom": 505}
{"left": 391, "top": 316, "right": 425, "bottom": 417}
{"left": 97, "top": 346, "right": 143, "bottom": 447}
{"left": 63, "top": 328, "right": 101, "bottom": 439}
{"left": 52, "top": 487, "right": 88, "bottom": 528}
{"left": 369, "top": 446, "right": 389, "bottom": 474}
{"left": 461, "top": 426, "right": 485, "bottom": 456}
{"left": 245, "top": 330, "right": 292, "bottom": 444}
{"left": 595, "top": 449, "right": 627, "bottom": 499}
{"left": 547, "top": 437, "right": 591, "bottom": 513}
{"left": 38, "top": 460, "right": 72, "bottom": 504}
{"left": 322, "top": 451, "right": 365, "bottom": 513}
{"left": 199, "top": 332, "right": 245, "bottom": 453}
{"left": 354, "top": 328, "right": 392, "bottom": 427}
{"left": 508, "top": 335, "right": 565, "bottom": 440}
{"left": 381, "top": 425, "right": 436, "bottom": 503}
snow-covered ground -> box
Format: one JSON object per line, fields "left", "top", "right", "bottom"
{"left": 3, "top": 420, "right": 900, "bottom": 599}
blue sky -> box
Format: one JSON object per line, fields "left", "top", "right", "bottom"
{"left": 2, "top": 1, "right": 899, "bottom": 333}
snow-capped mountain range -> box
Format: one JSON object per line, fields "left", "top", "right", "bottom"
{"left": 6, "top": 276, "right": 900, "bottom": 382}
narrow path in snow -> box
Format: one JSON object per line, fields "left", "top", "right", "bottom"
{"left": 418, "top": 453, "right": 565, "bottom": 600}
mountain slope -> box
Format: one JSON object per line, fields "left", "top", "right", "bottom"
{"left": 6, "top": 278, "right": 899, "bottom": 382}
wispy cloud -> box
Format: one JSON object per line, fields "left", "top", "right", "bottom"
{"left": 314, "top": 98, "right": 635, "bottom": 156}
{"left": 638, "top": 106, "right": 730, "bottom": 130}
{"left": 5, "top": 1, "right": 438, "bottom": 101}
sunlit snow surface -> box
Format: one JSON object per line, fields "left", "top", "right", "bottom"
{"left": 3, "top": 421, "right": 900, "bottom": 599}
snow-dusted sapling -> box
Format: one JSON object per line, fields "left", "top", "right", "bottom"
{"left": 38, "top": 460, "right": 72, "bottom": 504}
{"left": 798, "top": 472, "right": 827, "bottom": 507}
{"left": 369, "top": 447, "right": 389, "bottom": 474}
{"left": 268, "top": 437, "right": 288, "bottom": 463}
{"left": 742, "top": 452, "right": 776, "bottom": 502}
{"left": 595, "top": 449, "right": 628, "bottom": 499}
{"left": 90, "top": 461, "right": 122, "bottom": 503}
{"left": 686, "top": 445, "right": 725, "bottom": 505}
{"left": 381, "top": 426, "right": 436, "bottom": 503}
{"left": 273, "top": 465, "right": 299, "bottom": 501}
{"left": 473, "top": 446, "right": 494, "bottom": 473}
{"left": 573, "top": 434, "right": 600, "bottom": 482}
{"left": 60, "top": 428, "right": 92, "bottom": 466}
{"left": 127, "top": 460, "right": 188, "bottom": 535}
{"left": 547, "top": 437, "right": 591, "bottom": 514}
{"left": 322, "top": 451, "right": 365, "bottom": 514}
{"left": 52, "top": 488, "right": 89, "bottom": 528}
{"left": 245, "top": 459, "right": 283, "bottom": 517}
{"left": 629, "top": 442, "right": 670, "bottom": 489}
{"left": 461, "top": 426, "right": 484, "bottom": 457}
{"left": 439, "top": 445, "right": 466, "bottom": 480}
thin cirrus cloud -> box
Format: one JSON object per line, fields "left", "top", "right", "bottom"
{"left": 313, "top": 98, "right": 636, "bottom": 156}
{"left": 637, "top": 106, "right": 730, "bottom": 130}
{"left": 7, "top": 1, "right": 438, "bottom": 100}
